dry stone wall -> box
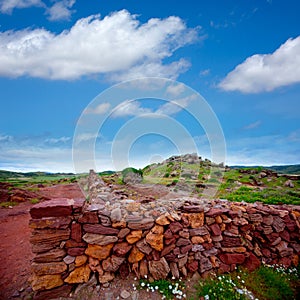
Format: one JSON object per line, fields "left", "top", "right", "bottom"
{"left": 29, "top": 170, "right": 300, "bottom": 298}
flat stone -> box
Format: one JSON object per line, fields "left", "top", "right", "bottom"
{"left": 30, "top": 274, "right": 64, "bottom": 291}
{"left": 210, "top": 223, "right": 221, "bottom": 236}
{"left": 127, "top": 218, "right": 154, "bottom": 230}
{"left": 128, "top": 246, "right": 145, "bottom": 263}
{"left": 262, "top": 215, "right": 273, "bottom": 225}
{"left": 169, "top": 222, "right": 183, "bottom": 233}
{"left": 78, "top": 212, "right": 99, "bottom": 223}
{"left": 82, "top": 233, "right": 118, "bottom": 245}
{"left": 176, "top": 238, "right": 191, "bottom": 247}
{"left": 67, "top": 247, "right": 85, "bottom": 256}
{"left": 64, "top": 265, "right": 91, "bottom": 284}
{"left": 65, "top": 239, "right": 86, "bottom": 248}
{"left": 155, "top": 215, "right": 170, "bottom": 225}
{"left": 219, "top": 253, "right": 245, "bottom": 265}
{"left": 102, "top": 255, "right": 125, "bottom": 272}
{"left": 136, "top": 239, "right": 153, "bottom": 255}
{"left": 191, "top": 236, "right": 205, "bottom": 244}
{"left": 182, "top": 205, "right": 204, "bottom": 213}
{"left": 161, "top": 244, "right": 175, "bottom": 257}
{"left": 83, "top": 224, "right": 119, "bottom": 235}
{"left": 221, "top": 236, "right": 242, "bottom": 247}
{"left": 113, "top": 242, "right": 133, "bottom": 256}
{"left": 29, "top": 217, "right": 72, "bottom": 229}
{"left": 181, "top": 244, "right": 193, "bottom": 254}
{"left": 120, "top": 290, "right": 131, "bottom": 299}
{"left": 75, "top": 255, "right": 88, "bottom": 267}
{"left": 118, "top": 228, "right": 130, "bottom": 239}
{"left": 30, "top": 229, "right": 70, "bottom": 245}
{"left": 189, "top": 226, "right": 209, "bottom": 236}
{"left": 187, "top": 260, "right": 198, "bottom": 272}
{"left": 206, "top": 208, "right": 225, "bottom": 217}
{"left": 221, "top": 247, "right": 247, "bottom": 253}
{"left": 243, "top": 253, "right": 260, "bottom": 271}
{"left": 33, "top": 284, "right": 72, "bottom": 300}
{"left": 248, "top": 214, "right": 263, "bottom": 223}
{"left": 71, "top": 223, "right": 82, "bottom": 242}
{"left": 148, "top": 257, "right": 170, "bottom": 280}
{"left": 85, "top": 243, "right": 114, "bottom": 260}
{"left": 33, "top": 248, "right": 66, "bottom": 263}
{"left": 63, "top": 255, "right": 75, "bottom": 264}
{"left": 30, "top": 199, "right": 73, "bottom": 219}
{"left": 31, "top": 262, "right": 67, "bottom": 276}
{"left": 199, "top": 256, "right": 213, "bottom": 273}
{"left": 146, "top": 225, "right": 164, "bottom": 251}
{"left": 126, "top": 230, "right": 142, "bottom": 244}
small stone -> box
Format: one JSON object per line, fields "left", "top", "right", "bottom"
{"left": 126, "top": 230, "right": 142, "bottom": 244}
{"left": 118, "top": 228, "right": 130, "bottom": 239}
{"left": 75, "top": 255, "right": 88, "bottom": 267}
{"left": 110, "top": 208, "right": 122, "bottom": 222}
{"left": 120, "top": 290, "right": 131, "bottom": 299}
{"left": 113, "top": 242, "right": 133, "bottom": 256}
{"left": 99, "top": 272, "right": 115, "bottom": 284}
{"left": 155, "top": 215, "right": 170, "bottom": 225}
{"left": 30, "top": 274, "right": 64, "bottom": 291}
{"left": 136, "top": 239, "right": 153, "bottom": 255}
{"left": 127, "top": 218, "right": 154, "bottom": 230}
{"left": 83, "top": 224, "right": 119, "bottom": 235}
{"left": 63, "top": 255, "right": 75, "bottom": 264}
{"left": 188, "top": 212, "right": 205, "bottom": 228}
{"left": 102, "top": 255, "right": 125, "bottom": 272}
{"left": 64, "top": 265, "right": 91, "bottom": 284}
{"left": 128, "top": 246, "right": 145, "bottom": 263}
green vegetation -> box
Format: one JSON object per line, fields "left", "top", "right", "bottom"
{"left": 137, "top": 277, "right": 186, "bottom": 299}
{"left": 30, "top": 198, "right": 40, "bottom": 204}
{"left": 0, "top": 201, "right": 18, "bottom": 208}
{"left": 195, "top": 264, "right": 299, "bottom": 300}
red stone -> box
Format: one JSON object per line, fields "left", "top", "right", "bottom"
{"left": 65, "top": 240, "right": 86, "bottom": 248}
{"left": 210, "top": 223, "right": 221, "bottom": 236}
{"left": 187, "top": 261, "right": 198, "bottom": 272}
{"left": 67, "top": 248, "right": 85, "bottom": 256}
{"left": 279, "top": 230, "right": 290, "bottom": 242}
{"left": 78, "top": 212, "right": 99, "bottom": 223}
{"left": 176, "top": 238, "right": 191, "bottom": 247}
{"left": 219, "top": 253, "right": 245, "bottom": 265}
{"left": 30, "top": 199, "right": 73, "bottom": 219}
{"left": 71, "top": 223, "right": 82, "bottom": 243}
{"left": 221, "top": 236, "right": 242, "bottom": 247}
{"left": 83, "top": 224, "right": 119, "bottom": 235}
{"left": 161, "top": 244, "right": 175, "bottom": 257}
{"left": 164, "top": 228, "right": 173, "bottom": 239}
{"left": 243, "top": 253, "right": 260, "bottom": 271}
{"left": 169, "top": 222, "right": 183, "bottom": 233}
{"left": 261, "top": 248, "right": 271, "bottom": 257}
{"left": 218, "top": 263, "right": 230, "bottom": 273}
{"left": 33, "top": 284, "right": 72, "bottom": 300}
{"left": 181, "top": 244, "right": 193, "bottom": 254}
{"left": 113, "top": 242, "right": 132, "bottom": 256}
{"left": 165, "top": 237, "right": 176, "bottom": 246}
{"left": 206, "top": 208, "right": 225, "bottom": 217}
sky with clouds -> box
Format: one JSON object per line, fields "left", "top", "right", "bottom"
{"left": 0, "top": 0, "right": 299, "bottom": 172}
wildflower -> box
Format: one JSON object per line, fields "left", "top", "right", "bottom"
{"left": 204, "top": 295, "right": 209, "bottom": 300}
{"left": 133, "top": 287, "right": 136, "bottom": 291}
{"left": 141, "top": 282, "right": 145, "bottom": 287}
{"left": 236, "top": 289, "right": 244, "bottom": 294}
{"left": 144, "top": 275, "right": 148, "bottom": 278}
{"left": 169, "top": 285, "right": 173, "bottom": 290}
{"left": 155, "top": 286, "right": 158, "bottom": 290}
{"left": 172, "top": 276, "right": 175, "bottom": 280}
{"left": 134, "top": 277, "right": 137, "bottom": 280}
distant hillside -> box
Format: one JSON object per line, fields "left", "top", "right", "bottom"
{"left": 230, "top": 165, "right": 300, "bottom": 175}
{"left": 0, "top": 170, "right": 75, "bottom": 180}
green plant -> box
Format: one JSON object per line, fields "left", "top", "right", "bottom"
{"left": 0, "top": 201, "right": 18, "bottom": 208}
{"left": 30, "top": 198, "right": 40, "bottom": 204}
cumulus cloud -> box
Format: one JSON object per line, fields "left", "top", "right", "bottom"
{"left": 219, "top": 36, "right": 300, "bottom": 93}
{"left": 84, "top": 103, "right": 111, "bottom": 115}
{"left": 0, "top": 10, "right": 199, "bottom": 81}
{"left": 46, "top": 0, "right": 75, "bottom": 21}
{"left": 0, "top": 0, "right": 44, "bottom": 14}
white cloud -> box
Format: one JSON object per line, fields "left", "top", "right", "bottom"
{"left": 0, "top": 0, "right": 44, "bottom": 14}
{"left": 112, "top": 100, "right": 152, "bottom": 118}
{"left": 45, "top": 136, "right": 71, "bottom": 144}
{"left": 219, "top": 36, "right": 300, "bottom": 93}
{"left": 46, "top": 0, "right": 75, "bottom": 21}
{"left": 243, "top": 120, "right": 261, "bottom": 130}
{"left": 85, "top": 102, "right": 111, "bottom": 115}
{"left": 0, "top": 10, "right": 199, "bottom": 80}
{"left": 0, "top": 133, "right": 13, "bottom": 142}
{"left": 156, "top": 94, "right": 197, "bottom": 115}
{"left": 166, "top": 83, "right": 185, "bottom": 96}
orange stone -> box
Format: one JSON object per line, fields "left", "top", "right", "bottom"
{"left": 85, "top": 243, "right": 114, "bottom": 260}
{"left": 128, "top": 246, "right": 145, "bottom": 263}
{"left": 146, "top": 225, "right": 164, "bottom": 251}
{"left": 126, "top": 230, "right": 142, "bottom": 244}
{"left": 64, "top": 264, "right": 91, "bottom": 284}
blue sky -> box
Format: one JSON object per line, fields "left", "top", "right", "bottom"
{"left": 0, "top": 0, "right": 299, "bottom": 172}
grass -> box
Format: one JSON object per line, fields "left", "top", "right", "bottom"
{"left": 30, "top": 198, "right": 40, "bottom": 204}
{"left": 0, "top": 201, "right": 18, "bottom": 208}
{"left": 194, "top": 264, "right": 299, "bottom": 300}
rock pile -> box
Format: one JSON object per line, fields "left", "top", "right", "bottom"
{"left": 28, "top": 170, "right": 300, "bottom": 298}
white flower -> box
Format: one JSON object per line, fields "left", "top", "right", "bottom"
{"left": 169, "top": 285, "right": 173, "bottom": 289}
{"left": 172, "top": 276, "right": 175, "bottom": 280}
{"left": 141, "top": 282, "right": 145, "bottom": 287}
{"left": 134, "top": 277, "right": 137, "bottom": 280}
{"left": 144, "top": 275, "right": 148, "bottom": 278}
{"left": 155, "top": 286, "right": 158, "bottom": 290}
{"left": 204, "top": 295, "right": 209, "bottom": 300}
{"left": 133, "top": 287, "right": 136, "bottom": 291}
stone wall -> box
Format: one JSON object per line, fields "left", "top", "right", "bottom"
{"left": 29, "top": 171, "right": 300, "bottom": 298}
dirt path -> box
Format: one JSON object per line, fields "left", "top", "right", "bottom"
{"left": 0, "top": 184, "right": 84, "bottom": 300}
